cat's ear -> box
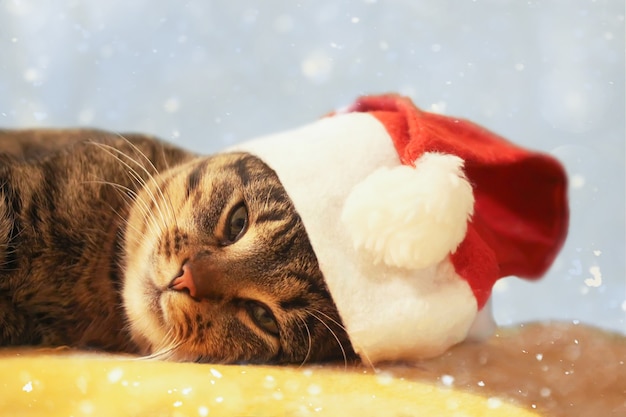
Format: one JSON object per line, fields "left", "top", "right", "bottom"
{"left": 341, "top": 152, "right": 473, "bottom": 270}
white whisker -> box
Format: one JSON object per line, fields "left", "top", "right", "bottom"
{"left": 263, "top": 184, "right": 275, "bottom": 212}
{"left": 83, "top": 178, "right": 160, "bottom": 239}
{"left": 309, "top": 307, "right": 375, "bottom": 371}
{"left": 295, "top": 315, "right": 313, "bottom": 367}
{"left": 136, "top": 332, "right": 182, "bottom": 361}
{"left": 113, "top": 134, "right": 179, "bottom": 228}
{"left": 307, "top": 309, "right": 348, "bottom": 369}
{"left": 88, "top": 142, "right": 169, "bottom": 235}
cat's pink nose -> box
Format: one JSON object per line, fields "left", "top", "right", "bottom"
{"left": 169, "top": 262, "right": 198, "bottom": 299}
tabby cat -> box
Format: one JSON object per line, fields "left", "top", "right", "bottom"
{"left": 0, "top": 128, "right": 354, "bottom": 364}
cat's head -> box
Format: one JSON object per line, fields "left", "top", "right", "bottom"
{"left": 122, "top": 152, "right": 355, "bottom": 364}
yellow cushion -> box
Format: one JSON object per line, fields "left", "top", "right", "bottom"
{"left": 0, "top": 352, "right": 538, "bottom": 417}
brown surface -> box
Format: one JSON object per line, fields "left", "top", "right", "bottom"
{"left": 375, "top": 322, "right": 626, "bottom": 416}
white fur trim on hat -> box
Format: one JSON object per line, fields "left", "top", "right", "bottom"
{"left": 231, "top": 112, "right": 480, "bottom": 363}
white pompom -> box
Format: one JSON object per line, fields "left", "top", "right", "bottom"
{"left": 341, "top": 152, "right": 474, "bottom": 270}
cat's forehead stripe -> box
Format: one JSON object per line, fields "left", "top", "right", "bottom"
{"left": 279, "top": 296, "right": 310, "bottom": 311}
{"left": 225, "top": 156, "right": 253, "bottom": 186}
{"left": 196, "top": 184, "right": 231, "bottom": 235}
{"left": 264, "top": 213, "right": 298, "bottom": 242}
{"left": 185, "top": 159, "right": 207, "bottom": 200}
{"left": 254, "top": 210, "right": 285, "bottom": 224}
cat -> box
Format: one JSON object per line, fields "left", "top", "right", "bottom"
{"left": 0, "top": 128, "right": 354, "bottom": 364}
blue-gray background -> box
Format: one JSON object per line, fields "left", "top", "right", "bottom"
{"left": 1, "top": 0, "right": 624, "bottom": 333}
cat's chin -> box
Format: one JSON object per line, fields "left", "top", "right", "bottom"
{"left": 128, "top": 283, "right": 210, "bottom": 358}
{"left": 122, "top": 268, "right": 172, "bottom": 354}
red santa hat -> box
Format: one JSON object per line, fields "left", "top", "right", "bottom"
{"left": 232, "top": 94, "right": 568, "bottom": 364}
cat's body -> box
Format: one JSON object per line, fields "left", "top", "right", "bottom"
{"left": 0, "top": 129, "right": 353, "bottom": 364}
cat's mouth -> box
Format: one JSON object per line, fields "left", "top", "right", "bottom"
{"left": 144, "top": 279, "right": 167, "bottom": 326}
{"left": 148, "top": 270, "right": 209, "bottom": 326}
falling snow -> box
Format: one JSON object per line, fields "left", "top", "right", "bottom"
{"left": 440, "top": 374, "right": 455, "bottom": 387}
{"left": 584, "top": 266, "right": 602, "bottom": 288}
{"left": 163, "top": 97, "right": 181, "bottom": 113}
{"left": 301, "top": 50, "right": 333, "bottom": 83}
{"left": 107, "top": 368, "right": 124, "bottom": 384}
{"left": 22, "top": 381, "right": 33, "bottom": 393}
{"left": 486, "top": 397, "right": 503, "bottom": 409}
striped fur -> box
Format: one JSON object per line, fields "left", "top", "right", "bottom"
{"left": 0, "top": 129, "right": 354, "bottom": 364}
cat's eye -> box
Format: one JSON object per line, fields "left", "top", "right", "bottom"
{"left": 225, "top": 203, "right": 248, "bottom": 243}
{"left": 246, "top": 301, "right": 279, "bottom": 336}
